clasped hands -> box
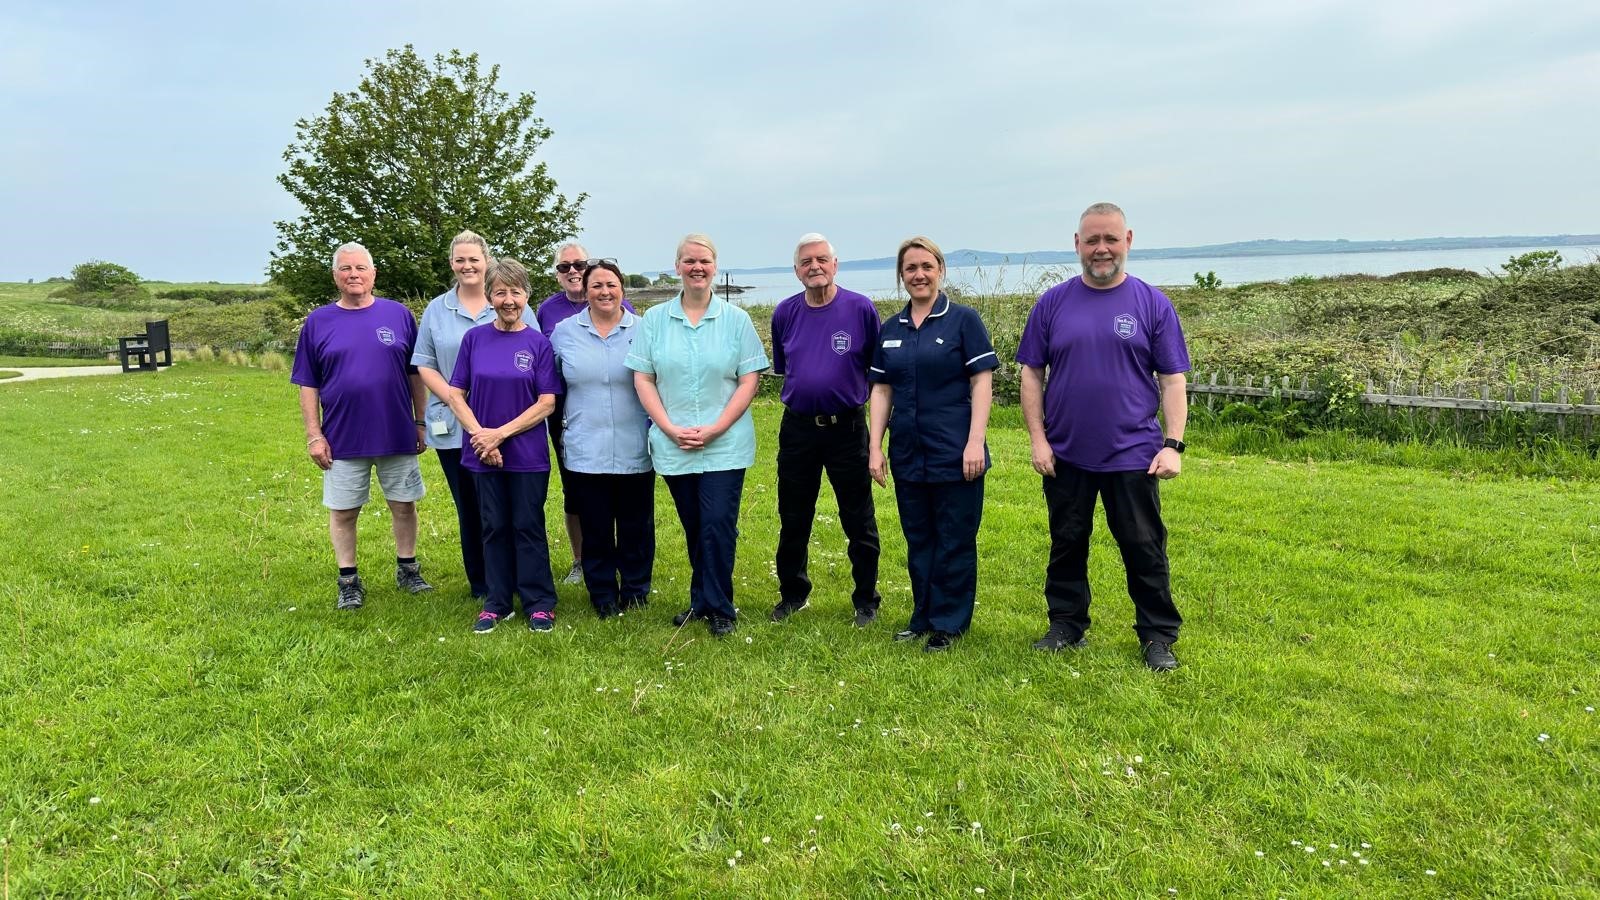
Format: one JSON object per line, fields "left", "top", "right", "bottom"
{"left": 469, "top": 427, "right": 506, "bottom": 468}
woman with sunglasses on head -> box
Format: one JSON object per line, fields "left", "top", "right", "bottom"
{"left": 447, "top": 257, "right": 564, "bottom": 634}
{"left": 412, "top": 230, "right": 524, "bottom": 601}
{"left": 537, "top": 244, "right": 638, "bottom": 590}
{"left": 548, "top": 260, "right": 655, "bottom": 619}
{"left": 626, "top": 234, "right": 769, "bottom": 638}
{"left": 867, "top": 236, "right": 998, "bottom": 653}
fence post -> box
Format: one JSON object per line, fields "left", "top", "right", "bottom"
{"left": 1586, "top": 389, "right": 1596, "bottom": 444}
{"left": 1557, "top": 385, "right": 1569, "bottom": 437}
{"left": 1207, "top": 370, "right": 1218, "bottom": 411}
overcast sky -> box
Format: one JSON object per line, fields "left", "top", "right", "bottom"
{"left": 2, "top": 0, "right": 1597, "bottom": 282}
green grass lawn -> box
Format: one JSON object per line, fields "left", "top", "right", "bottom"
{"left": 1, "top": 365, "right": 1596, "bottom": 896}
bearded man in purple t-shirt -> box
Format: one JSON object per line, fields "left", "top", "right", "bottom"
{"left": 1016, "top": 203, "right": 1190, "bottom": 672}
{"left": 292, "top": 242, "right": 433, "bottom": 611}
{"left": 768, "top": 233, "right": 883, "bottom": 627}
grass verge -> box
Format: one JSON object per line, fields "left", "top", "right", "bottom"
{"left": 0, "top": 365, "right": 1595, "bottom": 896}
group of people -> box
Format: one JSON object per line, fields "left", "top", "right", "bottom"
{"left": 290, "top": 202, "right": 1191, "bottom": 671}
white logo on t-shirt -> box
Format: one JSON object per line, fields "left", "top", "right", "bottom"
{"left": 514, "top": 350, "right": 533, "bottom": 372}
{"left": 832, "top": 331, "right": 851, "bottom": 355}
{"left": 376, "top": 326, "right": 396, "bottom": 345}
{"left": 1114, "top": 314, "right": 1137, "bottom": 340}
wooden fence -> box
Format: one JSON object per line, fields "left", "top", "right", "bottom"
{"left": 1188, "top": 371, "right": 1600, "bottom": 440}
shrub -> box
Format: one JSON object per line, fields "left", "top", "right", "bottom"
{"left": 71, "top": 260, "right": 141, "bottom": 294}
{"left": 196, "top": 346, "right": 215, "bottom": 362}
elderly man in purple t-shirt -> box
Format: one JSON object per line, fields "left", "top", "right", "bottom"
{"left": 1016, "top": 203, "right": 1190, "bottom": 671}
{"left": 768, "top": 233, "right": 883, "bottom": 627}
{"left": 292, "top": 242, "right": 433, "bottom": 611}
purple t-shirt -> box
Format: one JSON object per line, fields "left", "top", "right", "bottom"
{"left": 290, "top": 298, "right": 419, "bottom": 459}
{"left": 1015, "top": 275, "right": 1190, "bottom": 472}
{"left": 536, "top": 292, "right": 638, "bottom": 336}
{"left": 448, "top": 324, "right": 564, "bottom": 473}
{"left": 770, "top": 287, "right": 881, "bottom": 415}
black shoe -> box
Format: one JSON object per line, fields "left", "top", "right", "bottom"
{"left": 1032, "top": 624, "right": 1087, "bottom": 652}
{"left": 620, "top": 594, "right": 649, "bottom": 610}
{"left": 594, "top": 601, "right": 621, "bottom": 619}
{"left": 770, "top": 599, "right": 808, "bottom": 622}
{"left": 672, "top": 607, "right": 705, "bottom": 627}
{"left": 709, "top": 615, "right": 737, "bottom": 637}
{"left": 893, "top": 628, "right": 928, "bottom": 642}
{"left": 1142, "top": 640, "right": 1179, "bottom": 672}
{"left": 924, "top": 631, "right": 958, "bottom": 653}
{"left": 395, "top": 562, "right": 433, "bottom": 594}
{"left": 336, "top": 574, "right": 366, "bottom": 610}
{"left": 853, "top": 607, "right": 878, "bottom": 628}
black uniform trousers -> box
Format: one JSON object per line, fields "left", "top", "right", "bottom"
{"left": 894, "top": 477, "right": 983, "bottom": 635}
{"left": 475, "top": 469, "right": 557, "bottom": 618}
{"left": 1042, "top": 459, "right": 1182, "bottom": 644}
{"left": 774, "top": 407, "right": 881, "bottom": 612}
{"left": 566, "top": 471, "right": 655, "bottom": 611}
{"left": 435, "top": 447, "right": 487, "bottom": 598}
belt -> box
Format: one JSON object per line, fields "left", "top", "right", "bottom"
{"left": 788, "top": 407, "right": 862, "bottom": 427}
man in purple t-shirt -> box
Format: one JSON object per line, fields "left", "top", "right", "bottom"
{"left": 1016, "top": 203, "right": 1190, "bottom": 671}
{"left": 768, "top": 233, "right": 883, "bottom": 627}
{"left": 292, "top": 242, "right": 433, "bottom": 611}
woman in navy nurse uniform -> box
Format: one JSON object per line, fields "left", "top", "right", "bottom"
{"left": 867, "top": 236, "right": 998, "bottom": 652}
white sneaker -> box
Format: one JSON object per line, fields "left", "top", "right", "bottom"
{"left": 563, "top": 561, "right": 583, "bottom": 585}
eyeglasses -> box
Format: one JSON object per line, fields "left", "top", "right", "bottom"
{"left": 585, "top": 258, "right": 618, "bottom": 269}
{"left": 554, "top": 260, "right": 588, "bottom": 274}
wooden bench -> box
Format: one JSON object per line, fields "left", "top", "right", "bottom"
{"left": 118, "top": 320, "right": 173, "bottom": 372}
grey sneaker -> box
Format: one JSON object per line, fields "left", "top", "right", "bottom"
{"left": 769, "top": 599, "right": 808, "bottom": 622}
{"left": 396, "top": 562, "right": 433, "bottom": 594}
{"left": 562, "top": 561, "right": 584, "bottom": 585}
{"left": 336, "top": 574, "right": 366, "bottom": 610}
{"left": 853, "top": 607, "right": 879, "bottom": 628}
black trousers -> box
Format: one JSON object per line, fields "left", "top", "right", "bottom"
{"left": 1041, "top": 460, "right": 1182, "bottom": 644}
{"left": 566, "top": 471, "right": 655, "bottom": 609}
{"left": 475, "top": 469, "right": 557, "bottom": 619}
{"left": 895, "top": 478, "right": 983, "bottom": 635}
{"left": 435, "top": 448, "right": 487, "bottom": 597}
{"left": 774, "top": 408, "right": 881, "bottom": 611}
{"left": 546, "top": 400, "right": 579, "bottom": 517}
{"left": 664, "top": 468, "right": 746, "bottom": 620}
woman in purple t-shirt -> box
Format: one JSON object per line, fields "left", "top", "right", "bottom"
{"left": 445, "top": 258, "right": 565, "bottom": 635}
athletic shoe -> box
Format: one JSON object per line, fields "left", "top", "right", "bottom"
{"left": 769, "top": 599, "right": 808, "bottom": 622}
{"left": 335, "top": 574, "right": 365, "bottom": 610}
{"left": 528, "top": 611, "right": 555, "bottom": 633}
{"left": 472, "top": 611, "right": 501, "bottom": 634}
{"left": 924, "top": 631, "right": 958, "bottom": 653}
{"left": 1142, "top": 641, "right": 1179, "bottom": 672}
{"left": 594, "top": 601, "right": 621, "bottom": 619}
{"left": 893, "top": 628, "right": 928, "bottom": 643}
{"left": 562, "top": 562, "right": 583, "bottom": 585}
{"left": 395, "top": 562, "right": 433, "bottom": 594}
{"left": 708, "top": 615, "right": 736, "bottom": 637}
{"left": 1032, "top": 625, "right": 1087, "bottom": 652}
{"left": 672, "top": 607, "right": 705, "bottom": 627}
{"left": 620, "top": 594, "right": 649, "bottom": 610}
{"left": 853, "top": 607, "right": 879, "bottom": 628}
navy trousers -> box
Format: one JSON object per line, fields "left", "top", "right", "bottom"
{"left": 566, "top": 471, "right": 656, "bottom": 609}
{"left": 1041, "top": 460, "right": 1182, "bottom": 644}
{"left": 775, "top": 408, "right": 881, "bottom": 612}
{"left": 894, "top": 478, "right": 984, "bottom": 635}
{"left": 663, "top": 468, "right": 746, "bottom": 620}
{"left": 475, "top": 469, "right": 557, "bottom": 618}
{"left": 435, "top": 448, "right": 487, "bottom": 597}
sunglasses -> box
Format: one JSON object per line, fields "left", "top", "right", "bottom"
{"left": 554, "top": 260, "right": 588, "bottom": 274}
{"left": 585, "top": 258, "right": 618, "bottom": 269}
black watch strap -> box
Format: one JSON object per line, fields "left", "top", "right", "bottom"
{"left": 1163, "top": 437, "right": 1186, "bottom": 454}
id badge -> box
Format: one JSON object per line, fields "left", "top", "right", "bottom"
{"left": 429, "top": 419, "right": 451, "bottom": 437}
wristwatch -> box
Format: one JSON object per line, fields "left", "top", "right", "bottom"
{"left": 1162, "top": 437, "right": 1186, "bottom": 454}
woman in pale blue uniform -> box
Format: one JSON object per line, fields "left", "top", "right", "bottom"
{"left": 626, "top": 234, "right": 769, "bottom": 637}
{"left": 549, "top": 260, "right": 655, "bottom": 618}
{"left": 412, "top": 230, "right": 533, "bottom": 599}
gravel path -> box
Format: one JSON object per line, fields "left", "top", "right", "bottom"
{"left": 0, "top": 365, "right": 127, "bottom": 384}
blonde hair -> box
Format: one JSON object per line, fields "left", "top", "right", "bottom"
{"left": 677, "top": 233, "right": 718, "bottom": 261}
{"left": 895, "top": 236, "right": 945, "bottom": 285}
{"left": 449, "top": 229, "right": 491, "bottom": 259}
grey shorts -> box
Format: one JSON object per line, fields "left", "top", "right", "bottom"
{"left": 323, "top": 455, "right": 426, "bottom": 509}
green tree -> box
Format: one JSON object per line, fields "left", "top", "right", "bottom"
{"left": 1502, "top": 249, "right": 1562, "bottom": 280}
{"left": 267, "top": 45, "right": 584, "bottom": 314}
{"left": 626, "top": 273, "right": 651, "bottom": 289}
{"left": 71, "top": 260, "right": 141, "bottom": 294}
